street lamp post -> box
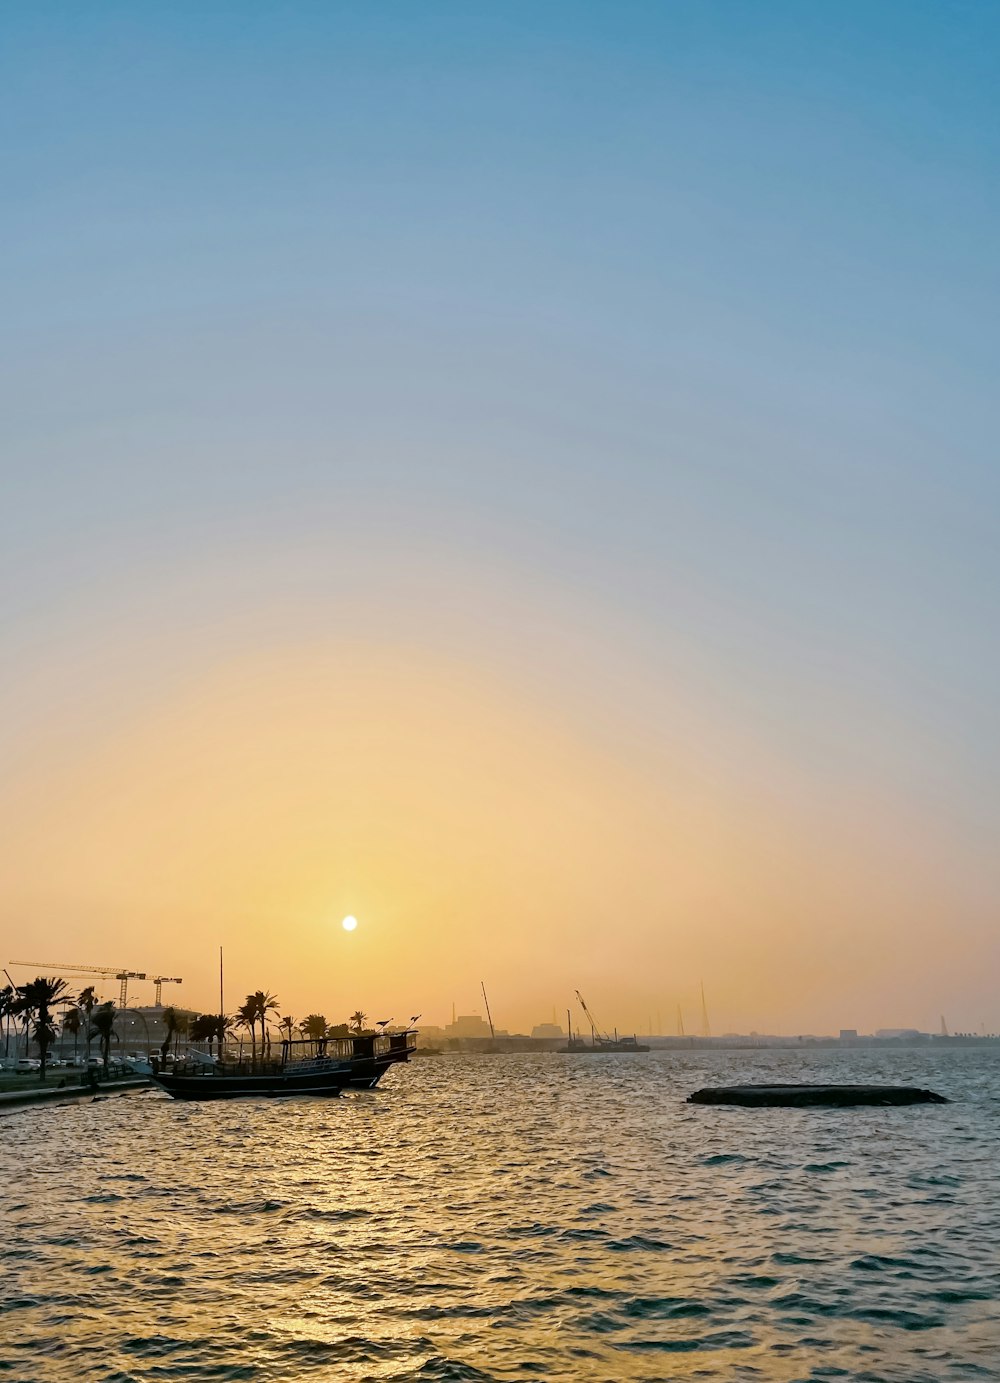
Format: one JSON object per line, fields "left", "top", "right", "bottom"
{"left": 117, "top": 1007, "right": 152, "bottom": 1058}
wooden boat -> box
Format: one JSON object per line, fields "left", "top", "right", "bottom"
{"left": 151, "top": 1029, "right": 418, "bottom": 1100}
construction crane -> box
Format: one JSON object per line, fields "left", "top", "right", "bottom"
{"left": 575, "top": 990, "right": 611, "bottom": 1044}
{"left": 9, "top": 961, "right": 147, "bottom": 1008}
{"left": 152, "top": 976, "right": 183, "bottom": 1006}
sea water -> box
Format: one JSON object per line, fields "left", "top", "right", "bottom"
{"left": 2, "top": 1048, "right": 998, "bottom": 1381}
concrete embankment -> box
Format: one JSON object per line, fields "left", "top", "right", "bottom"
{"left": 0, "top": 1077, "right": 151, "bottom": 1111}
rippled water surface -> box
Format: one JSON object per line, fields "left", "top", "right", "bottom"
{"left": 2, "top": 1049, "right": 999, "bottom": 1382}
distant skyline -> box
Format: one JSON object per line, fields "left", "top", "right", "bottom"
{"left": 2, "top": 4, "right": 999, "bottom": 1036}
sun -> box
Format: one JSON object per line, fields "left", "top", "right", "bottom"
{"left": 341, "top": 915, "right": 358, "bottom": 932}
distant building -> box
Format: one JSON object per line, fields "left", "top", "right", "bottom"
{"left": 445, "top": 1013, "right": 494, "bottom": 1039}
{"left": 839, "top": 1029, "right": 858, "bottom": 1041}
{"left": 875, "top": 1028, "right": 925, "bottom": 1040}
{"left": 530, "top": 1022, "right": 564, "bottom": 1040}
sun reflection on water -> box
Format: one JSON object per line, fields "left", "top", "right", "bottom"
{"left": 2, "top": 1050, "right": 998, "bottom": 1381}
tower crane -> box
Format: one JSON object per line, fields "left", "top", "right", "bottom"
{"left": 9, "top": 961, "right": 146, "bottom": 1008}
{"left": 152, "top": 976, "right": 183, "bottom": 1006}
{"left": 575, "top": 990, "right": 611, "bottom": 1044}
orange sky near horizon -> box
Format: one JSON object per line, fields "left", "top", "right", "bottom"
{"left": 3, "top": 628, "right": 993, "bottom": 1038}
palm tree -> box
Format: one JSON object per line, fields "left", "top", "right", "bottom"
{"left": 235, "top": 998, "right": 257, "bottom": 1063}
{"left": 0, "top": 986, "right": 14, "bottom": 1059}
{"left": 19, "top": 976, "right": 70, "bottom": 1080}
{"left": 253, "top": 990, "right": 280, "bottom": 1057}
{"left": 279, "top": 1015, "right": 295, "bottom": 1046}
{"left": 77, "top": 986, "right": 98, "bottom": 1064}
{"left": 89, "top": 1001, "right": 118, "bottom": 1075}
{"left": 10, "top": 988, "right": 31, "bottom": 1060}
{"left": 214, "top": 1013, "right": 233, "bottom": 1058}
{"left": 160, "top": 1006, "right": 185, "bottom": 1063}
{"left": 299, "top": 1013, "right": 328, "bottom": 1041}
{"left": 62, "top": 1007, "right": 82, "bottom": 1065}
{"left": 189, "top": 1013, "right": 217, "bottom": 1054}
{"left": 349, "top": 1010, "right": 368, "bottom": 1035}
{"left": 172, "top": 1009, "right": 189, "bottom": 1056}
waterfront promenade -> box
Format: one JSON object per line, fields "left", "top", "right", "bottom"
{"left": 0, "top": 1073, "right": 149, "bottom": 1111}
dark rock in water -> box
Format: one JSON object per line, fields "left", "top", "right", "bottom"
{"left": 688, "top": 1084, "right": 948, "bottom": 1108}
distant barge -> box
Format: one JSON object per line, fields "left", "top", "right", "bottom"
{"left": 688, "top": 1084, "right": 948, "bottom": 1108}
{"left": 561, "top": 995, "right": 649, "bottom": 1053}
{"left": 561, "top": 1035, "right": 650, "bottom": 1054}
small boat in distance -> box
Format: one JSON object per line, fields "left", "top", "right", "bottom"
{"left": 561, "top": 994, "right": 650, "bottom": 1054}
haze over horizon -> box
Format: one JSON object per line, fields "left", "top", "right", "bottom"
{"left": 3, "top": 4, "right": 998, "bottom": 1038}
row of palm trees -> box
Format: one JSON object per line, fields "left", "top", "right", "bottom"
{"left": 0, "top": 978, "right": 120, "bottom": 1081}
{"left": 181, "top": 999, "right": 371, "bottom": 1063}
{"left": 1, "top": 977, "right": 374, "bottom": 1079}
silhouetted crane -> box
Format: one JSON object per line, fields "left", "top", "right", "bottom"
{"left": 10, "top": 960, "right": 147, "bottom": 1008}
{"left": 575, "top": 990, "right": 611, "bottom": 1044}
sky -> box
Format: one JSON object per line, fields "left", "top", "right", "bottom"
{"left": 2, "top": 2, "right": 998, "bottom": 1036}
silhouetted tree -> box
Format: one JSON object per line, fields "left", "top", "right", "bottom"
{"left": 349, "top": 1010, "right": 368, "bottom": 1035}
{"left": 77, "top": 986, "right": 98, "bottom": 1064}
{"left": 10, "top": 988, "right": 31, "bottom": 1060}
{"left": 0, "top": 986, "right": 14, "bottom": 1059}
{"left": 253, "top": 991, "right": 280, "bottom": 1056}
{"left": 160, "top": 1006, "right": 186, "bottom": 1063}
{"left": 188, "top": 1012, "right": 232, "bottom": 1057}
{"left": 62, "top": 1006, "right": 82, "bottom": 1064}
{"left": 90, "top": 1002, "right": 118, "bottom": 1074}
{"left": 188, "top": 1013, "right": 217, "bottom": 1053}
{"left": 19, "top": 977, "right": 70, "bottom": 1080}
{"left": 299, "top": 1014, "right": 328, "bottom": 1041}
{"left": 215, "top": 1013, "right": 233, "bottom": 1056}
{"left": 236, "top": 998, "right": 257, "bottom": 1063}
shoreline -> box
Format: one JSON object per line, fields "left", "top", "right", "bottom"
{"left": 0, "top": 1077, "right": 151, "bottom": 1112}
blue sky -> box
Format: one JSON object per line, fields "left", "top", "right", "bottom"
{"left": 2, "top": 4, "right": 999, "bottom": 1028}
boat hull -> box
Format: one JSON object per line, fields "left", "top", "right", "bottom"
{"left": 347, "top": 1042, "right": 417, "bottom": 1090}
{"left": 152, "top": 1069, "right": 350, "bottom": 1100}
